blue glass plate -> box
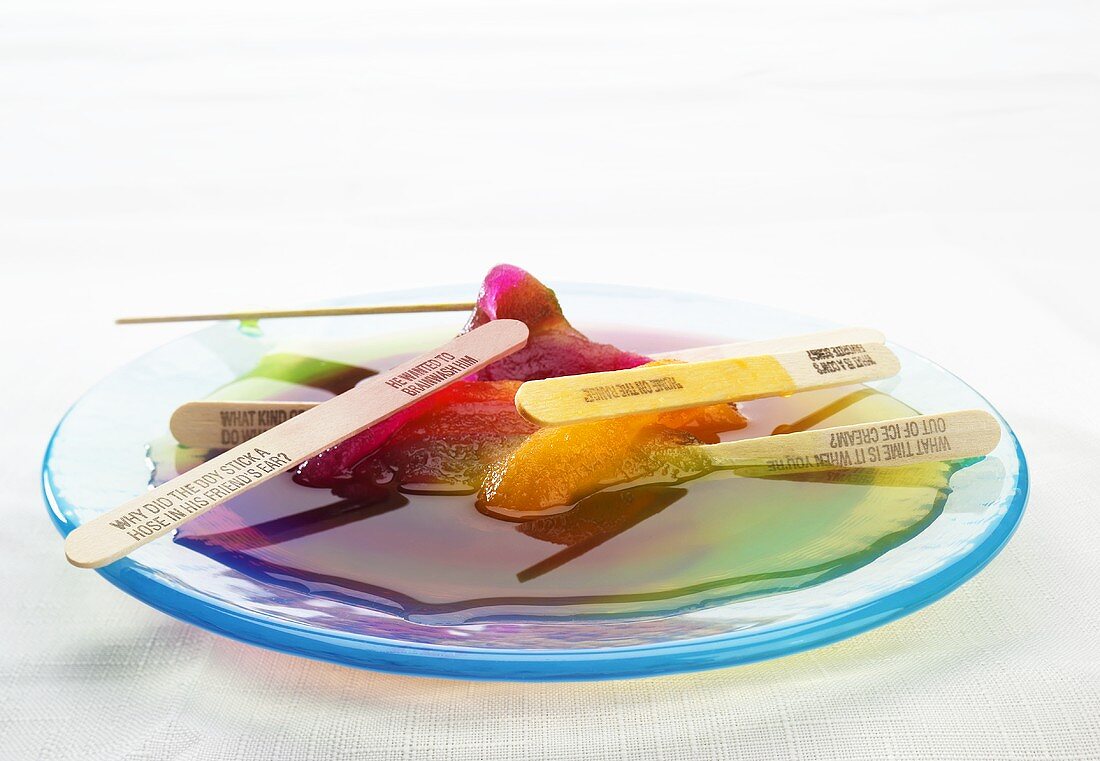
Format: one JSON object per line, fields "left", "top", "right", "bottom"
{"left": 43, "top": 283, "right": 1027, "bottom": 681}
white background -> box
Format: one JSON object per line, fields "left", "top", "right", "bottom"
{"left": 2, "top": 1, "right": 1098, "bottom": 759}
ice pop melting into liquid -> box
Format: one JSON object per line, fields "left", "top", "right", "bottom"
{"left": 152, "top": 265, "right": 1002, "bottom": 624}
{"left": 293, "top": 265, "right": 745, "bottom": 493}
{"left": 462, "top": 264, "right": 650, "bottom": 381}
{"left": 478, "top": 410, "right": 999, "bottom": 516}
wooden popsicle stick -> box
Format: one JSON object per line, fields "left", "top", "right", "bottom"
{"left": 167, "top": 327, "right": 890, "bottom": 449}
{"left": 170, "top": 401, "right": 317, "bottom": 449}
{"left": 63, "top": 320, "right": 529, "bottom": 569}
{"left": 649, "top": 327, "right": 885, "bottom": 363}
{"left": 694, "top": 410, "right": 1000, "bottom": 475}
{"left": 115, "top": 302, "right": 476, "bottom": 325}
{"left": 515, "top": 342, "right": 901, "bottom": 426}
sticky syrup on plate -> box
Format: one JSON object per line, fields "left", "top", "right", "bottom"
{"left": 152, "top": 328, "right": 964, "bottom": 625}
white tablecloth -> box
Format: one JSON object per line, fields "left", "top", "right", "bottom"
{"left": 3, "top": 1, "right": 1097, "bottom": 758}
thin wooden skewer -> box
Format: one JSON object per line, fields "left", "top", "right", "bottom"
{"left": 63, "top": 320, "right": 530, "bottom": 569}
{"left": 168, "top": 328, "right": 887, "bottom": 449}
{"left": 116, "top": 302, "right": 477, "bottom": 325}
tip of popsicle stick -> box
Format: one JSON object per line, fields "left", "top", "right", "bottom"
{"left": 514, "top": 373, "right": 580, "bottom": 426}
{"left": 168, "top": 402, "right": 201, "bottom": 444}
{"left": 963, "top": 409, "right": 1003, "bottom": 452}
{"left": 852, "top": 327, "right": 887, "bottom": 344}
{"left": 513, "top": 387, "right": 552, "bottom": 427}
{"left": 866, "top": 343, "right": 902, "bottom": 378}
{"left": 480, "top": 318, "right": 530, "bottom": 345}
{"left": 63, "top": 529, "right": 112, "bottom": 569}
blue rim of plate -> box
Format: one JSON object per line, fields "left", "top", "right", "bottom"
{"left": 42, "top": 284, "right": 1029, "bottom": 681}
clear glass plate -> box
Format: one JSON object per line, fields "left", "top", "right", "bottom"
{"left": 42, "top": 283, "right": 1027, "bottom": 680}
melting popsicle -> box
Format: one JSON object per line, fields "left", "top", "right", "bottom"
{"left": 463, "top": 264, "right": 649, "bottom": 381}
{"left": 295, "top": 264, "right": 712, "bottom": 488}
{"left": 477, "top": 410, "right": 1001, "bottom": 515}
{"left": 297, "top": 375, "right": 744, "bottom": 494}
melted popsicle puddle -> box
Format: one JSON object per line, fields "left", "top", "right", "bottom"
{"left": 155, "top": 329, "right": 966, "bottom": 625}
